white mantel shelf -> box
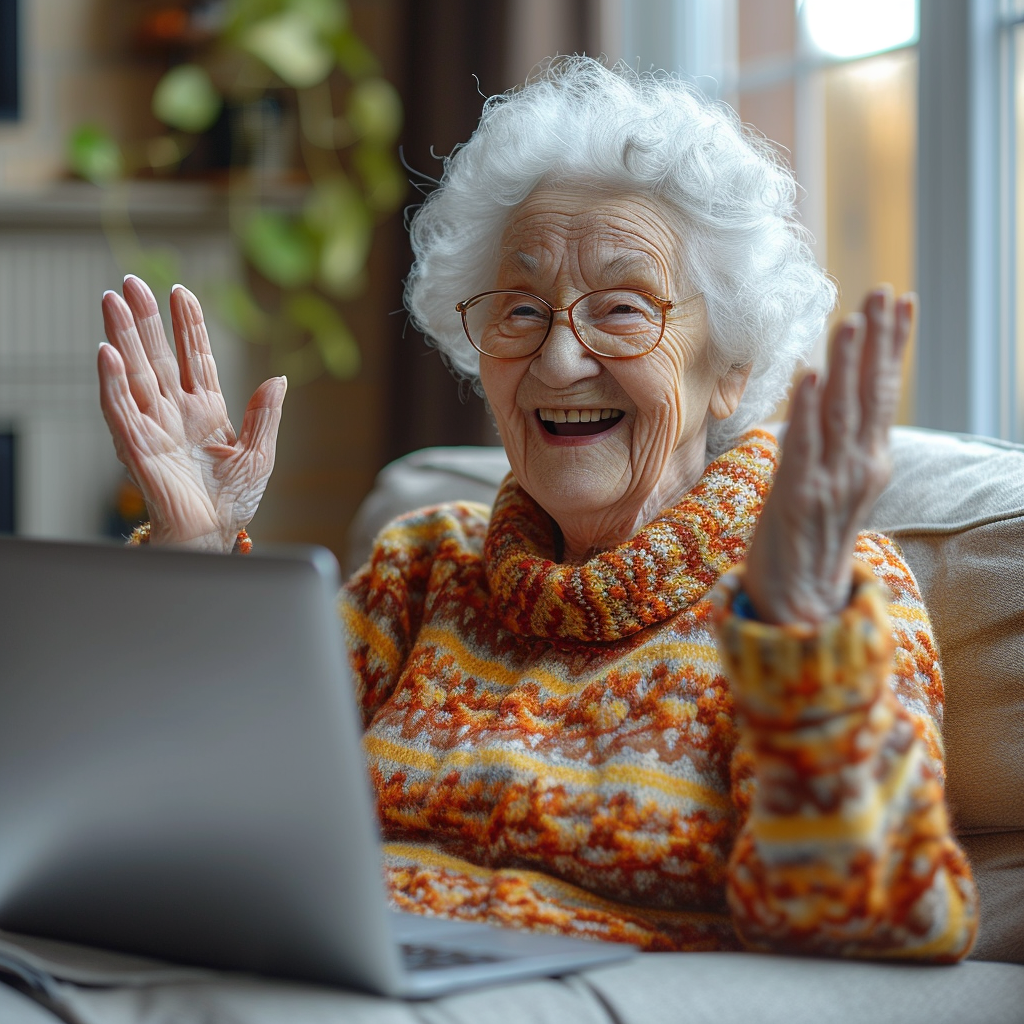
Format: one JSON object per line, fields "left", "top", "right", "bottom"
{"left": 0, "top": 179, "right": 306, "bottom": 230}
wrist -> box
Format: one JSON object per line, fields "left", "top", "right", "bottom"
{"left": 152, "top": 524, "right": 232, "bottom": 552}
{"left": 129, "top": 522, "right": 251, "bottom": 554}
{"left": 712, "top": 562, "right": 892, "bottom": 726}
{"left": 741, "top": 572, "right": 852, "bottom": 626}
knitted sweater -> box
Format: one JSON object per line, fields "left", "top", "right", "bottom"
{"left": 341, "top": 431, "right": 978, "bottom": 960}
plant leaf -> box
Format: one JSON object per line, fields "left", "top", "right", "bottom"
{"left": 353, "top": 144, "right": 406, "bottom": 212}
{"left": 316, "top": 320, "right": 360, "bottom": 377}
{"left": 241, "top": 11, "right": 334, "bottom": 88}
{"left": 304, "top": 178, "right": 367, "bottom": 282}
{"left": 303, "top": 173, "right": 359, "bottom": 226}
{"left": 274, "top": 341, "right": 324, "bottom": 385}
{"left": 242, "top": 210, "right": 318, "bottom": 288}
{"left": 285, "top": 291, "right": 360, "bottom": 378}
{"left": 68, "top": 124, "right": 123, "bottom": 183}
{"left": 214, "top": 281, "right": 270, "bottom": 341}
{"left": 291, "top": 0, "right": 348, "bottom": 35}
{"left": 152, "top": 65, "right": 223, "bottom": 134}
{"left": 224, "top": 0, "right": 284, "bottom": 35}
{"left": 347, "top": 78, "right": 402, "bottom": 144}
{"left": 331, "top": 28, "right": 379, "bottom": 78}
{"left": 319, "top": 218, "right": 372, "bottom": 293}
{"left": 304, "top": 177, "right": 373, "bottom": 293}
{"left": 127, "top": 248, "right": 182, "bottom": 294}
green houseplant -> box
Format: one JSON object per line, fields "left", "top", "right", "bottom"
{"left": 69, "top": 0, "right": 405, "bottom": 383}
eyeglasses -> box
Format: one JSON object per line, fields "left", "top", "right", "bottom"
{"left": 455, "top": 288, "right": 701, "bottom": 360}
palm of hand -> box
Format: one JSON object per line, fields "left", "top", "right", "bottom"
{"left": 127, "top": 391, "right": 246, "bottom": 543}
{"left": 100, "top": 278, "right": 286, "bottom": 551}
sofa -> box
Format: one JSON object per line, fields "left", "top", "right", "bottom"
{"left": 1, "top": 426, "right": 1022, "bottom": 1024}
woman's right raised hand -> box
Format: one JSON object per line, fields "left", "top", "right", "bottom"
{"left": 98, "top": 275, "right": 287, "bottom": 551}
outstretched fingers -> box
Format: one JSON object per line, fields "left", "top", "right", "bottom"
{"left": 121, "top": 274, "right": 180, "bottom": 397}
{"left": 747, "top": 286, "right": 913, "bottom": 625}
{"left": 780, "top": 369, "right": 822, "bottom": 476}
{"left": 102, "top": 289, "right": 163, "bottom": 414}
{"left": 97, "top": 340, "right": 154, "bottom": 465}
{"left": 820, "top": 313, "right": 865, "bottom": 468}
{"left": 170, "top": 284, "right": 222, "bottom": 395}
{"left": 238, "top": 376, "right": 288, "bottom": 462}
{"left": 858, "top": 287, "right": 914, "bottom": 449}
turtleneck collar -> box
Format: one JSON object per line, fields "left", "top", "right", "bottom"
{"left": 483, "top": 431, "right": 779, "bottom": 641}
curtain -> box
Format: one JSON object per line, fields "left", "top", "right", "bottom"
{"left": 385, "top": 0, "right": 512, "bottom": 460}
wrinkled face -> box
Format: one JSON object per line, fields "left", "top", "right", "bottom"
{"left": 478, "top": 188, "right": 745, "bottom": 557}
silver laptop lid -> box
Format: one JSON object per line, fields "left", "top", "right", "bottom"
{"left": 0, "top": 537, "right": 403, "bottom": 993}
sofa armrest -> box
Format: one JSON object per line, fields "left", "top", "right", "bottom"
{"left": 345, "top": 446, "right": 510, "bottom": 576}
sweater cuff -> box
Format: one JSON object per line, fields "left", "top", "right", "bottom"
{"left": 712, "top": 562, "right": 895, "bottom": 727}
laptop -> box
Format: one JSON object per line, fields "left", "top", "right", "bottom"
{"left": 0, "top": 536, "right": 635, "bottom": 999}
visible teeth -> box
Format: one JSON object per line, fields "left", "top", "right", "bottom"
{"left": 538, "top": 408, "right": 621, "bottom": 423}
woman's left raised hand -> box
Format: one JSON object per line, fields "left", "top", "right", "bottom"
{"left": 98, "top": 277, "right": 286, "bottom": 551}
{"left": 742, "top": 286, "right": 915, "bottom": 624}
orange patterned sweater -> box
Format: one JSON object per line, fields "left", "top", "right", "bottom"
{"left": 341, "top": 431, "right": 977, "bottom": 960}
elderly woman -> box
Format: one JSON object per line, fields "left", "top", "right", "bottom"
{"left": 97, "top": 57, "right": 977, "bottom": 961}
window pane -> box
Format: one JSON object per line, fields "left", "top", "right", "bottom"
{"left": 823, "top": 53, "right": 917, "bottom": 314}
{"left": 738, "top": 47, "right": 917, "bottom": 421}
{"left": 739, "top": 82, "right": 796, "bottom": 164}
{"left": 737, "top": 0, "right": 797, "bottom": 160}
{"left": 739, "top": 0, "right": 795, "bottom": 66}
{"left": 1015, "top": 23, "right": 1024, "bottom": 438}
{"left": 824, "top": 51, "right": 917, "bottom": 421}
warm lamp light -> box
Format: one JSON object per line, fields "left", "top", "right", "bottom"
{"left": 802, "top": 0, "right": 918, "bottom": 59}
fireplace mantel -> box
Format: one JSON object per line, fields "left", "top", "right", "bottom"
{"left": 0, "top": 180, "right": 305, "bottom": 229}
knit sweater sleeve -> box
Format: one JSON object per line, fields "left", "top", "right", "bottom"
{"left": 713, "top": 531, "right": 978, "bottom": 962}
{"left": 339, "top": 502, "right": 491, "bottom": 726}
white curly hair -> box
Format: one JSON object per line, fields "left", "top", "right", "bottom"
{"left": 404, "top": 55, "right": 836, "bottom": 456}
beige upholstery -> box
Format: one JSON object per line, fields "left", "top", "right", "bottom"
{"left": 866, "top": 429, "right": 1024, "bottom": 964}
{"left": 2, "top": 933, "right": 1023, "bottom": 1024}
{"left": 345, "top": 446, "right": 513, "bottom": 576}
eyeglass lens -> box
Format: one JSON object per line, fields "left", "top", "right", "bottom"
{"left": 462, "top": 289, "right": 666, "bottom": 358}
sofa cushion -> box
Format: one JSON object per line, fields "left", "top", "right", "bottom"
{"left": 581, "top": 952, "right": 1024, "bottom": 1024}
{"left": 3, "top": 932, "right": 1023, "bottom": 1024}
{"left": 958, "top": 831, "right": 1024, "bottom": 964}
{"left": 345, "top": 446, "right": 511, "bottom": 576}
{"left": 864, "top": 428, "right": 1024, "bottom": 965}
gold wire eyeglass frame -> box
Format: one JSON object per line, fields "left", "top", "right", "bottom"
{"left": 455, "top": 288, "right": 703, "bottom": 361}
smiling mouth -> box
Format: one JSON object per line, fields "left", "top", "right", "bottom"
{"left": 537, "top": 408, "right": 625, "bottom": 437}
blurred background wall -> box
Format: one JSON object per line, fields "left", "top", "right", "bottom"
{"left": 0, "top": 0, "right": 926, "bottom": 567}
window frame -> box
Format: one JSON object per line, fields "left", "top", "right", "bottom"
{"left": 614, "top": 1, "right": 1024, "bottom": 440}
{"left": 914, "top": 0, "right": 1005, "bottom": 437}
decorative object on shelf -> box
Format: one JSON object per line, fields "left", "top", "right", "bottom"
{"left": 68, "top": 0, "right": 405, "bottom": 384}
{"left": 107, "top": 478, "right": 148, "bottom": 540}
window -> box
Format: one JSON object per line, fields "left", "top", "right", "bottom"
{"left": 607, "top": 0, "right": 919, "bottom": 418}
{"left": 737, "top": 0, "right": 917, "bottom": 397}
